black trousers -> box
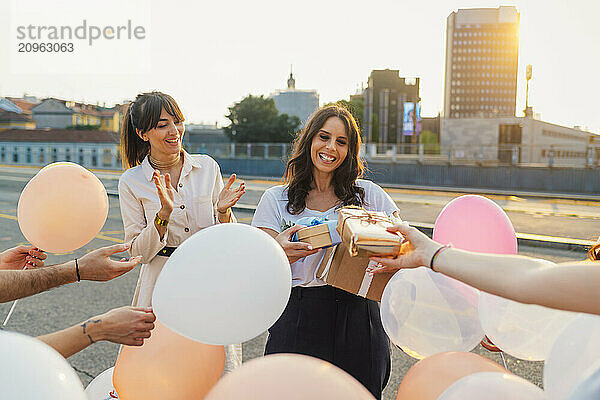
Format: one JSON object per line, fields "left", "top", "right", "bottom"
{"left": 264, "top": 285, "right": 391, "bottom": 399}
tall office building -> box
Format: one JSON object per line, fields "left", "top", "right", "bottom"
{"left": 363, "top": 69, "right": 420, "bottom": 145}
{"left": 443, "top": 6, "right": 520, "bottom": 118}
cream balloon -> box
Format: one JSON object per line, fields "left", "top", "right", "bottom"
{"left": 85, "top": 367, "right": 118, "bottom": 400}
{"left": 380, "top": 268, "right": 483, "bottom": 359}
{"left": 395, "top": 352, "right": 508, "bottom": 400}
{"left": 113, "top": 321, "right": 224, "bottom": 400}
{"left": 153, "top": 223, "right": 291, "bottom": 345}
{"left": 17, "top": 162, "right": 108, "bottom": 253}
{"left": 478, "top": 265, "right": 578, "bottom": 361}
{"left": 205, "top": 354, "right": 375, "bottom": 400}
{"left": 438, "top": 372, "right": 546, "bottom": 400}
{"left": 0, "top": 330, "right": 86, "bottom": 399}
{"left": 544, "top": 314, "right": 600, "bottom": 400}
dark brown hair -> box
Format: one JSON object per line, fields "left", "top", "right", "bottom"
{"left": 284, "top": 105, "right": 366, "bottom": 214}
{"left": 120, "top": 91, "right": 185, "bottom": 169}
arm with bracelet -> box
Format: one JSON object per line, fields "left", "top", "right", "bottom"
{"left": 370, "top": 223, "right": 600, "bottom": 315}
{"left": 37, "top": 306, "right": 155, "bottom": 358}
{"left": 119, "top": 173, "right": 173, "bottom": 264}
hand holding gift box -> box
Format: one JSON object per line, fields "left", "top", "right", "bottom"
{"left": 336, "top": 206, "right": 404, "bottom": 257}
{"left": 314, "top": 207, "right": 406, "bottom": 301}
{"left": 291, "top": 216, "right": 342, "bottom": 249}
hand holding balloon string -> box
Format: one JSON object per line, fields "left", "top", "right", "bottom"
{"left": 0, "top": 245, "right": 47, "bottom": 270}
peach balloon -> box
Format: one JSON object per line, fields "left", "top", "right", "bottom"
{"left": 396, "top": 352, "right": 508, "bottom": 400}
{"left": 113, "top": 321, "right": 225, "bottom": 400}
{"left": 17, "top": 162, "right": 108, "bottom": 253}
{"left": 205, "top": 354, "right": 375, "bottom": 400}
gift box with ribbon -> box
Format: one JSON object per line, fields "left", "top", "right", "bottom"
{"left": 291, "top": 216, "right": 342, "bottom": 249}
{"left": 316, "top": 242, "right": 394, "bottom": 301}
{"left": 336, "top": 206, "right": 403, "bottom": 257}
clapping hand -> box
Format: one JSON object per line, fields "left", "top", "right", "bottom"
{"left": 217, "top": 174, "right": 246, "bottom": 213}
{"left": 152, "top": 170, "right": 176, "bottom": 218}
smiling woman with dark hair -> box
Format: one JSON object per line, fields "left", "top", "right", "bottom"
{"left": 252, "top": 105, "right": 401, "bottom": 399}
{"left": 118, "top": 91, "right": 245, "bottom": 373}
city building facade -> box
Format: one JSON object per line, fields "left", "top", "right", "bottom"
{"left": 441, "top": 116, "right": 598, "bottom": 165}
{"left": 0, "top": 129, "right": 120, "bottom": 169}
{"left": 443, "top": 6, "right": 520, "bottom": 119}
{"left": 32, "top": 99, "right": 121, "bottom": 131}
{"left": 270, "top": 72, "right": 319, "bottom": 126}
{"left": 363, "top": 69, "right": 420, "bottom": 145}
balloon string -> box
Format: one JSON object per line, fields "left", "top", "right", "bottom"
{"left": 499, "top": 352, "right": 508, "bottom": 371}
{"left": 3, "top": 300, "right": 18, "bottom": 326}
{"left": 3, "top": 266, "right": 27, "bottom": 327}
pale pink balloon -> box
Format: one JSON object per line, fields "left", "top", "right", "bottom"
{"left": 205, "top": 354, "right": 376, "bottom": 400}
{"left": 433, "top": 195, "right": 517, "bottom": 254}
{"left": 17, "top": 162, "right": 108, "bottom": 253}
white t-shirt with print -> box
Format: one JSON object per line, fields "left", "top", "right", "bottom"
{"left": 251, "top": 179, "right": 400, "bottom": 287}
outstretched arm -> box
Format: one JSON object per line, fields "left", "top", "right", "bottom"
{"left": 37, "top": 306, "right": 156, "bottom": 358}
{"left": 0, "top": 243, "right": 141, "bottom": 303}
{"left": 370, "top": 223, "right": 600, "bottom": 315}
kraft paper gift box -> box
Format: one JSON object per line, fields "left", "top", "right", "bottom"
{"left": 291, "top": 217, "right": 341, "bottom": 249}
{"left": 316, "top": 243, "right": 394, "bottom": 302}
{"left": 336, "top": 206, "right": 403, "bottom": 258}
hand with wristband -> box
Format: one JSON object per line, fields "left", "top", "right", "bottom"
{"left": 368, "top": 222, "right": 450, "bottom": 274}
{"left": 75, "top": 243, "right": 142, "bottom": 282}
{"left": 369, "top": 223, "right": 600, "bottom": 316}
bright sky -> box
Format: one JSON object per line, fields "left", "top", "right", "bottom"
{"left": 1, "top": 0, "right": 599, "bottom": 132}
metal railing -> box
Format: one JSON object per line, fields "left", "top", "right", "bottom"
{"left": 1, "top": 142, "right": 599, "bottom": 170}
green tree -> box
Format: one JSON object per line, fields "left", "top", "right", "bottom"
{"left": 420, "top": 130, "right": 440, "bottom": 154}
{"left": 224, "top": 95, "right": 300, "bottom": 143}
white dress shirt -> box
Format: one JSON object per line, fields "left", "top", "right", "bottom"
{"left": 118, "top": 150, "right": 241, "bottom": 371}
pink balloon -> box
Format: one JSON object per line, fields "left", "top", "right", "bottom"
{"left": 205, "top": 354, "right": 375, "bottom": 400}
{"left": 433, "top": 195, "right": 517, "bottom": 254}
{"left": 17, "top": 162, "right": 108, "bottom": 253}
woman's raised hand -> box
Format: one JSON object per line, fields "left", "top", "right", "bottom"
{"left": 217, "top": 174, "right": 246, "bottom": 213}
{"left": 152, "top": 170, "right": 176, "bottom": 217}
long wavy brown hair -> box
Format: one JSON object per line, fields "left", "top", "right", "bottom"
{"left": 283, "top": 105, "right": 366, "bottom": 214}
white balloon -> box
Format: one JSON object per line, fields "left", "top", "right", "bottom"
{"left": 0, "top": 330, "right": 86, "bottom": 399}
{"left": 544, "top": 314, "right": 600, "bottom": 400}
{"left": 438, "top": 372, "right": 546, "bottom": 400}
{"left": 153, "top": 223, "right": 291, "bottom": 345}
{"left": 479, "top": 274, "right": 578, "bottom": 360}
{"left": 85, "top": 367, "right": 118, "bottom": 400}
{"left": 380, "top": 268, "right": 483, "bottom": 359}
{"left": 567, "top": 361, "right": 600, "bottom": 400}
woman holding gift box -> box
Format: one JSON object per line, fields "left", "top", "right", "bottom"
{"left": 118, "top": 91, "right": 245, "bottom": 372}
{"left": 252, "top": 105, "right": 401, "bottom": 399}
